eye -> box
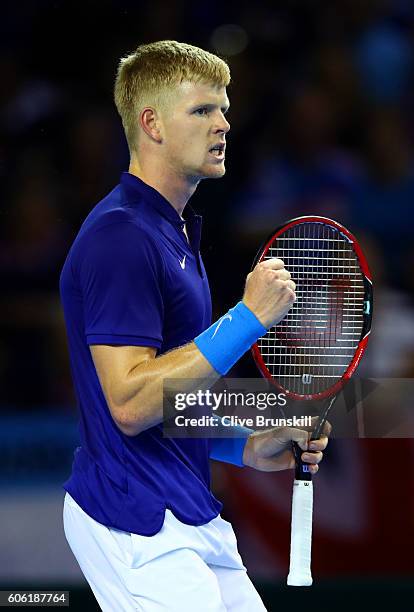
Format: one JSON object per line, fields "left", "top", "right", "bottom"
{"left": 195, "top": 107, "right": 209, "bottom": 116}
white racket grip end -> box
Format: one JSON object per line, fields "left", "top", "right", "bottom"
{"left": 287, "top": 479, "right": 313, "bottom": 587}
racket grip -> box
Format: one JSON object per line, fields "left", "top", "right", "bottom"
{"left": 287, "top": 479, "right": 313, "bottom": 587}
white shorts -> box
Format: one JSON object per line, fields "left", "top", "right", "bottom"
{"left": 63, "top": 493, "right": 267, "bottom": 612}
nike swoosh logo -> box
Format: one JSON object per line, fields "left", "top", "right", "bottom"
{"left": 179, "top": 255, "right": 186, "bottom": 269}
{"left": 211, "top": 314, "right": 233, "bottom": 339}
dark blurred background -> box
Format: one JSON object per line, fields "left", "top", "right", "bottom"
{"left": 1, "top": 0, "right": 414, "bottom": 609}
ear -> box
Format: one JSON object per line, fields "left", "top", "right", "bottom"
{"left": 140, "top": 108, "right": 163, "bottom": 143}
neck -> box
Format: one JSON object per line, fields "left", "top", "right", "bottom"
{"left": 128, "top": 153, "right": 199, "bottom": 217}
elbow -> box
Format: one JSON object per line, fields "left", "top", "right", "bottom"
{"left": 114, "top": 418, "right": 141, "bottom": 438}
{"left": 113, "top": 411, "right": 144, "bottom": 437}
{"left": 104, "top": 376, "right": 153, "bottom": 437}
{"left": 108, "top": 398, "right": 144, "bottom": 437}
{"left": 116, "top": 421, "right": 141, "bottom": 437}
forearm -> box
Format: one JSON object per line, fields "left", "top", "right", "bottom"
{"left": 114, "top": 301, "right": 267, "bottom": 436}
{"left": 117, "top": 342, "right": 219, "bottom": 436}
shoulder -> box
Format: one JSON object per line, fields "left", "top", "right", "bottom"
{"left": 72, "top": 216, "right": 163, "bottom": 277}
{"left": 75, "top": 183, "right": 154, "bottom": 243}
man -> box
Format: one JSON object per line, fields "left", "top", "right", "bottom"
{"left": 60, "top": 40, "right": 328, "bottom": 611}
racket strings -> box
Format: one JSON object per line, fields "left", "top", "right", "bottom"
{"left": 258, "top": 222, "right": 365, "bottom": 396}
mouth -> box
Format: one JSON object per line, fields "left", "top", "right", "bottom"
{"left": 208, "top": 143, "right": 226, "bottom": 161}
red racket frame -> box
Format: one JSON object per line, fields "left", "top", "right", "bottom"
{"left": 251, "top": 216, "right": 373, "bottom": 400}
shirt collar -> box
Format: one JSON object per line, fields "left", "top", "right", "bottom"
{"left": 120, "top": 172, "right": 198, "bottom": 228}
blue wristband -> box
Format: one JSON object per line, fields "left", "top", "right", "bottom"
{"left": 209, "top": 423, "right": 253, "bottom": 467}
{"left": 194, "top": 302, "right": 266, "bottom": 375}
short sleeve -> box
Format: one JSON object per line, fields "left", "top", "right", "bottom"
{"left": 78, "top": 222, "right": 165, "bottom": 348}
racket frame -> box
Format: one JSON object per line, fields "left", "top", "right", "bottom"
{"left": 251, "top": 215, "right": 373, "bottom": 401}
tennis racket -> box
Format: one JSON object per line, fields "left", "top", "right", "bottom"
{"left": 251, "top": 215, "right": 373, "bottom": 586}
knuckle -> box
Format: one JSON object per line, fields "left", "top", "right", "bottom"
{"left": 325, "top": 421, "right": 332, "bottom": 435}
{"left": 275, "top": 271, "right": 286, "bottom": 281}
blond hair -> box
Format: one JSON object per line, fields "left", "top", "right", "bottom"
{"left": 114, "top": 40, "right": 231, "bottom": 153}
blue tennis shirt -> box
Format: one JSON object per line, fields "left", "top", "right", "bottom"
{"left": 60, "top": 172, "right": 223, "bottom": 535}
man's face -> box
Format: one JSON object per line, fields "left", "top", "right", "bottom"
{"left": 160, "top": 81, "right": 230, "bottom": 182}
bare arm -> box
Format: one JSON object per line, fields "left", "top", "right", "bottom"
{"left": 91, "top": 257, "right": 296, "bottom": 437}
{"left": 90, "top": 342, "right": 219, "bottom": 436}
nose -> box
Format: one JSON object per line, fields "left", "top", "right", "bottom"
{"left": 215, "top": 114, "right": 230, "bottom": 134}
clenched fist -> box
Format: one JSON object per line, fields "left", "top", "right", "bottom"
{"left": 243, "top": 258, "right": 296, "bottom": 328}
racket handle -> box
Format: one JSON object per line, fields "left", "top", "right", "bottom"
{"left": 287, "top": 479, "right": 313, "bottom": 587}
